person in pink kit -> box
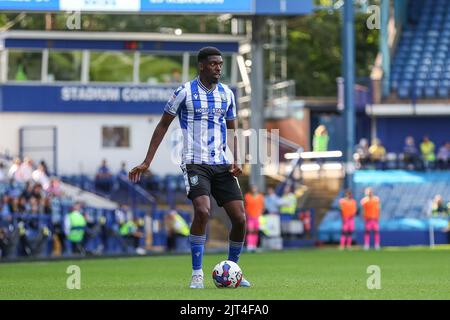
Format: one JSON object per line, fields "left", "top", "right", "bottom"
{"left": 339, "top": 190, "right": 357, "bottom": 250}
{"left": 360, "top": 187, "right": 381, "bottom": 250}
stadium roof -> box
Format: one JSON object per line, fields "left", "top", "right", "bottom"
{"left": 0, "top": 30, "right": 247, "bottom": 43}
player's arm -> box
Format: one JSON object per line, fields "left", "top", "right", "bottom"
{"left": 225, "top": 90, "right": 242, "bottom": 177}
{"left": 129, "top": 112, "right": 176, "bottom": 183}
{"left": 129, "top": 86, "right": 185, "bottom": 183}
{"left": 226, "top": 118, "right": 242, "bottom": 177}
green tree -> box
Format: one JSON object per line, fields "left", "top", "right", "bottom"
{"left": 287, "top": 9, "right": 379, "bottom": 96}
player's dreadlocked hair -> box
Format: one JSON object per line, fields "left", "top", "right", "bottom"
{"left": 197, "top": 47, "right": 222, "bottom": 62}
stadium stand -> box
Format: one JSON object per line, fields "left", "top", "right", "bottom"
{"left": 319, "top": 170, "right": 450, "bottom": 246}
{"left": 0, "top": 154, "right": 193, "bottom": 260}
{"left": 391, "top": 0, "right": 450, "bottom": 99}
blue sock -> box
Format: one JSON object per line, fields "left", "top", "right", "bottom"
{"left": 190, "top": 234, "right": 206, "bottom": 271}
{"left": 228, "top": 239, "right": 244, "bottom": 263}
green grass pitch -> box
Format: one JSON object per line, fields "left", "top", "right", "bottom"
{"left": 0, "top": 248, "right": 449, "bottom": 300}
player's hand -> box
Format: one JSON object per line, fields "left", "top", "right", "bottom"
{"left": 229, "top": 163, "right": 242, "bottom": 177}
{"left": 129, "top": 162, "right": 150, "bottom": 183}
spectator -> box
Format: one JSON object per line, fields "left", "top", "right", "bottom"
{"left": 264, "top": 187, "right": 280, "bottom": 215}
{"left": 32, "top": 164, "right": 50, "bottom": 190}
{"left": 95, "top": 159, "right": 113, "bottom": 193}
{"left": 402, "top": 136, "right": 420, "bottom": 170}
{"left": 420, "top": 136, "right": 436, "bottom": 170}
{"left": 279, "top": 185, "right": 297, "bottom": 217}
{"left": 431, "top": 195, "right": 449, "bottom": 216}
{"left": 47, "top": 177, "right": 63, "bottom": 197}
{"left": 51, "top": 197, "right": 66, "bottom": 256}
{"left": 16, "top": 157, "right": 34, "bottom": 183}
{"left": 39, "top": 160, "right": 50, "bottom": 176}
{"left": 437, "top": 142, "right": 450, "bottom": 170}
{"left": 64, "top": 202, "right": 87, "bottom": 255}
{"left": 279, "top": 185, "right": 297, "bottom": 237}
{"left": 113, "top": 161, "right": 128, "bottom": 192}
{"left": 339, "top": 189, "right": 357, "bottom": 250}
{"left": 117, "top": 161, "right": 128, "bottom": 179}
{"left": 369, "top": 138, "right": 386, "bottom": 169}
{"left": 120, "top": 216, "right": 146, "bottom": 255}
{"left": 1, "top": 194, "right": 12, "bottom": 215}
{"left": 41, "top": 197, "right": 52, "bottom": 215}
{"left": 244, "top": 185, "right": 265, "bottom": 252}
{"left": 82, "top": 209, "right": 102, "bottom": 255}
{"left": 8, "top": 158, "right": 21, "bottom": 181}
{"left": 19, "top": 210, "right": 49, "bottom": 257}
{"left": 0, "top": 202, "right": 20, "bottom": 259}
{"left": 20, "top": 182, "right": 34, "bottom": 201}
{"left": 0, "top": 162, "right": 7, "bottom": 182}
{"left": 96, "top": 159, "right": 112, "bottom": 178}
{"left": 17, "top": 196, "right": 28, "bottom": 213}
{"left": 164, "top": 210, "right": 189, "bottom": 253}
{"left": 313, "top": 124, "right": 329, "bottom": 152}
{"left": 361, "top": 187, "right": 381, "bottom": 251}
{"left": 354, "top": 138, "right": 370, "bottom": 169}
{"left": 31, "top": 183, "right": 44, "bottom": 202}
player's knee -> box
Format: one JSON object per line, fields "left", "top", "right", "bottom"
{"left": 233, "top": 213, "right": 246, "bottom": 228}
{"left": 194, "top": 206, "right": 210, "bottom": 224}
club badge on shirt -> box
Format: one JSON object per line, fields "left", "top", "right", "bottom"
{"left": 220, "top": 92, "right": 227, "bottom": 102}
{"left": 190, "top": 175, "right": 199, "bottom": 186}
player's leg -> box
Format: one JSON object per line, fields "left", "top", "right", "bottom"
{"left": 181, "top": 164, "right": 212, "bottom": 288}
{"left": 222, "top": 200, "right": 246, "bottom": 261}
{"left": 189, "top": 195, "right": 211, "bottom": 288}
{"left": 340, "top": 218, "right": 348, "bottom": 250}
{"left": 211, "top": 166, "right": 250, "bottom": 287}
{"left": 346, "top": 218, "right": 355, "bottom": 248}
{"left": 246, "top": 216, "right": 259, "bottom": 252}
{"left": 211, "top": 166, "right": 245, "bottom": 263}
{"left": 222, "top": 199, "right": 251, "bottom": 287}
{"left": 364, "top": 219, "right": 371, "bottom": 250}
{"left": 373, "top": 219, "right": 381, "bottom": 250}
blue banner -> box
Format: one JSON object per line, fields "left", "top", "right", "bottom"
{"left": 255, "top": 0, "right": 313, "bottom": 15}
{"left": 140, "top": 0, "right": 251, "bottom": 13}
{"left": 0, "top": 84, "right": 177, "bottom": 114}
{"left": 0, "top": 0, "right": 59, "bottom": 11}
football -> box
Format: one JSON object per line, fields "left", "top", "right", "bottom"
{"left": 212, "top": 260, "right": 243, "bottom": 288}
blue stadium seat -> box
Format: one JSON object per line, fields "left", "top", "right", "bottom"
{"left": 403, "top": 64, "right": 416, "bottom": 73}
{"left": 428, "top": 72, "right": 441, "bottom": 80}
{"left": 417, "top": 72, "right": 428, "bottom": 80}
{"left": 390, "top": 79, "right": 399, "bottom": 91}
{"left": 390, "top": 0, "right": 450, "bottom": 99}
{"left": 418, "top": 65, "right": 429, "bottom": 73}
{"left": 437, "top": 86, "right": 449, "bottom": 98}
{"left": 432, "top": 65, "right": 444, "bottom": 73}
{"left": 398, "top": 85, "right": 410, "bottom": 99}
{"left": 435, "top": 52, "right": 447, "bottom": 60}
{"left": 412, "top": 86, "right": 424, "bottom": 98}
{"left": 424, "top": 86, "right": 436, "bottom": 98}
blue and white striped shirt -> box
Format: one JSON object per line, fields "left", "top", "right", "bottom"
{"left": 164, "top": 77, "right": 237, "bottom": 165}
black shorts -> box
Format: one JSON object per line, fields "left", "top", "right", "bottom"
{"left": 181, "top": 164, "right": 243, "bottom": 207}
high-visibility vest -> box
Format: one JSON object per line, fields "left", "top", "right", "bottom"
{"left": 313, "top": 134, "right": 329, "bottom": 152}
{"left": 174, "top": 213, "right": 190, "bottom": 236}
{"left": 259, "top": 215, "right": 269, "bottom": 236}
{"left": 68, "top": 211, "right": 86, "bottom": 243}
{"left": 119, "top": 220, "right": 136, "bottom": 236}
{"left": 420, "top": 142, "right": 436, "bottom": 161}
{"left": 280, "top": 194, "right": 297, "bottom": 215}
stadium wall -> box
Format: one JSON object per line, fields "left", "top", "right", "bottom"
{"left": 0, "top": 112, "right": 182, "bottom": 176}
